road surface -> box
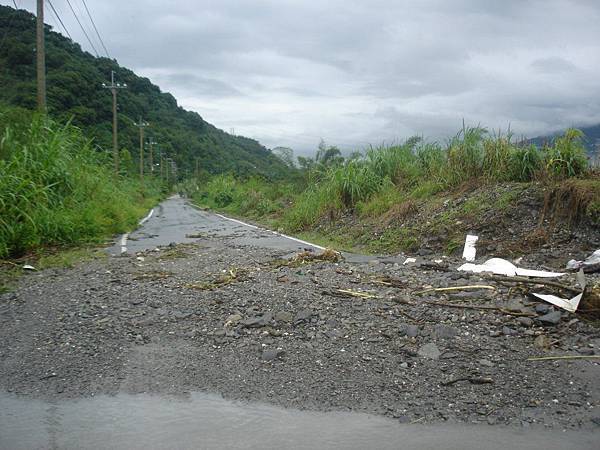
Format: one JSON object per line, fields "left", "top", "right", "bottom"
{"left": 1, "top": 195, "right": 598, "bottom": 449}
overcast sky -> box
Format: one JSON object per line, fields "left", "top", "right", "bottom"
{"left": 5, "top": 0, "right": 600, "bottom": 155}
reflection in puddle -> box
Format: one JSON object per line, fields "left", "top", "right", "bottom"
{"left": 0, "top": 392, "right": 596, "bottom": 450}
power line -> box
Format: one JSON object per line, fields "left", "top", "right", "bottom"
{"left": 80, "top": 0, "right": 109, "bottom": 58}
{"left": 47, "top": 0, "right": 72, "bottom": 40}
{"left": 65, "top": 0, "right": 98, "bottom": 56}
{"left": 12, "top": 1, "right": 18, "bottom": 9}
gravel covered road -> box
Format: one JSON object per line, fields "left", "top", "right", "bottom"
{"left": 1, "top": 196, "right": 599, "bottom": 441}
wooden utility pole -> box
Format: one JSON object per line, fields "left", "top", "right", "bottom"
{"left": 134, "top": 117, "right": 149, "bottom": 181}
{"left": 36, "top": 0, "right": 46, "bottom": 111}
{"left": 102, "top": 71, "right": 127, "bottom": 173}
{"left": 147, "top": 139, "right": 157, "bottom": 173}
{"left": 166, "top": 158, "right": 171, "bottom": 184}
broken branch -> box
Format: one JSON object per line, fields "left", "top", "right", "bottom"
{"left": 483, "top": 275, "right": 581, "bottom": 294}
{"left": 414, "top": 285, "right": 496, "bottom": 295}
{"left": 527, "top": 355, "right": 600, "bottom": 361}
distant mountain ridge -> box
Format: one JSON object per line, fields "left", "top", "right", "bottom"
{"left": 529, "top": 123, "right": 600, "bottom": 160}
{"left": 0, "top": 5, "right": 290, "bottom": 179}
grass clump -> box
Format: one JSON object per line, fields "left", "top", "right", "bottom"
{"left": 0, "top": 108, "right": 161, "bottom": 258}
{"left": 184, "top": 123, "right": 595, "bottom": 254}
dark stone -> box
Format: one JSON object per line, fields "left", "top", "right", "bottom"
{"left": 433, "top": 324, "right": 458, "bottom": 339}
{"left": 502, "top": 326, "right": 517, "bottom": 336}
{"left": 399, "top": 323, "right": 419, "bottom": 337}
{"left": 537, "top": 311, "right": 562, "bottom": 326}
{"left": 241, "top": 317, "right": 264, "bottom": 328}
{"left": 262, "top": 348, "right": 283, "bottom": 361}
{"left": 517, "top": 317, "right": 533, "bottom": 327}
{"left": 535, "top": 304, "right": 550, "bottom": 314}
{"left": 294, "top": 308, "right": 314, "bottom": 323}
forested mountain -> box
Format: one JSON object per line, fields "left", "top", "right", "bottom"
{"left": 0, "top": 5, "right": 290, "bottom": 179}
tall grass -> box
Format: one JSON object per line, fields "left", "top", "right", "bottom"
{"left": 0, "top": 108, "right": 161, "bottom": 257}
{"left": 187, "top": 125, "right": 591, "bottom": 234}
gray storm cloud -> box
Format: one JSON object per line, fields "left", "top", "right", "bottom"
{"left": 4, "top": 0, "right": 600, "bottom": 154}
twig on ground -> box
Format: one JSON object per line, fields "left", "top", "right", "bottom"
{"left": 371, "top": 275, "right": 405, "bottom": 288}
{"left": 527, "top": 355, "right": 600, "bottom": 361}
{"left": 422, "top": 300, "right": 536, "bottom": 317}
{"left": 483, "top": 275, "right": 581, "bottom": 294}
{"left": 414, "top": 285, "right": 496, "bottom": 295}
{"left": 441, "top": 376, "right": 494, "bottom": 386}
{"left": 323, "top": 289, "right": 378, "bottom": 299}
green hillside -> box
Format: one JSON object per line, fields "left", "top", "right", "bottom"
{"left": 0, "top": 5, "right": 290, "bottom": 179}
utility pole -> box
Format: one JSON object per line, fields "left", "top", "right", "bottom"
{"left": 36, "top": 0, "right": 46, "bottom": 111}
{"left": 147, "top": 139, "right": 157, "bottom": 173}
{"left": 166, "top": 158, "right": 170, "bottom": 184}
{"left": 159, "top": 153, "right": 164, "bottom": 180}
{"left": 134, "top": 117, "right": 149, "bottom": 181}
{"left": 102, "top": 71, "right": 127, "bottom": 174}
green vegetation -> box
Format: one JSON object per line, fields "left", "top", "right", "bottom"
{"left": 187, "top": 126, "right": 598, "bottom": 254}
{"left": 0, "top": 5, "right": 290, "bottom": 180}
{"left": 0, "top": 107, "right": 161, "bottom": 258}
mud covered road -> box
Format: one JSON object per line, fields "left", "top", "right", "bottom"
{"left": 1, "top": 196, "right": 599, "bottom": 448}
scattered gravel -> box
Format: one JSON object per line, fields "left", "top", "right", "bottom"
{"left": 1, "top": 230, "right": 599, "bottom": 430}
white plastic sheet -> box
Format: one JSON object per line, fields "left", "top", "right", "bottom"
{"left": 532, "top": 270, "right": 586, "bottom": 313}
{"left": 458, "top": 257, "right": 565, "bottom": 278}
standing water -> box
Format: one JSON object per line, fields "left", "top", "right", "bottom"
{"left": 0, "top": 391, "right": 596, "bottom": 450}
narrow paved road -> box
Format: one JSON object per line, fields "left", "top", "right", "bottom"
{"left": 108, "top": 195, "right": 324, "bottom": 256}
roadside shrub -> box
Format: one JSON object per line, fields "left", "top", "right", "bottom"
{"left": 0, "top": 111, "right": 160, "bottom": 257}
{"left": 356, "top": 180, "right": 403, "bottom": 217}
{"left": 446, "top": 125, "right": 486, "bottom": 183}
{"left": 329, "top": 160, "right": 382, "bottom": 208}
{"left": 544, "top": 128, "right": 588, "bottom": 178}
{"left": 508, "top": 144, "right": 542, "bottom": 181}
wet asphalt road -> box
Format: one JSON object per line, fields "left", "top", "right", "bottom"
{"left": 108, "top": 195, "right": 324, "bottom": 256}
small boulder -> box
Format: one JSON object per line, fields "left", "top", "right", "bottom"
{"left": 537, "top": 311, "right": 562, "bottom": 326}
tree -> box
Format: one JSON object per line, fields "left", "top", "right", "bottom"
{"left": 272, "top": 146, "right": 295, "bottom": 168}
{"left": 315, "top": 139, "right": 344, "bottom": 167}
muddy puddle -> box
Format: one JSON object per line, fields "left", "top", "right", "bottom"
{"left": 0, "top": 392, "right": 596, "bottom": 450}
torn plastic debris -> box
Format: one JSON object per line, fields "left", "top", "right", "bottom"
{"left": 462, "top": 234, "right": 479, "bottom": 262}
{"left": 22, "top": 264, "right": 36, "bottom": 271}
{"left": 403, "top": 257, "right": 416, "bottom": 265}
{"left": 458, "top": 257, "right": 565, "bottom": 278}
{"left": 532, "top": 270, "right": 586, "bottom": 313}
{"left": 566, "top": 249, "right": 600, "bottom": 273}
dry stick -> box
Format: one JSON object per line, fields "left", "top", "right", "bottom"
{"left": 414, "top": 285, "right": 497, "bottom": 295}
{"left": 483, "top": 275, "right": 581, "bottom": 294}
{"left": 422, "top": 300, "right": 536, "bottom": 317}
{"left": 527, "top": 355, "right": 600, "bottom": 362}
{"left": 441, "top": 376, "right": 494, "bottom": 386}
